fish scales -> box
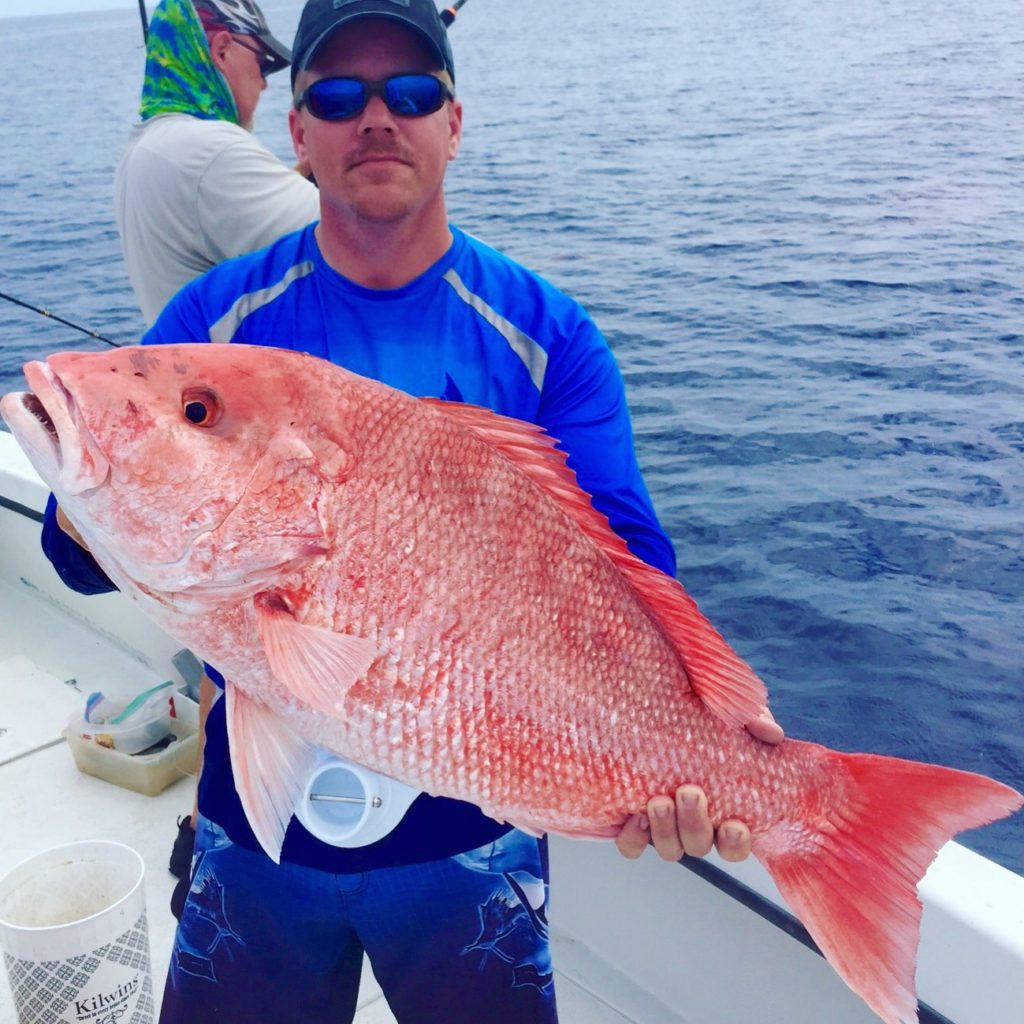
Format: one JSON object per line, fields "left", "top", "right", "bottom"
{"left": 279, "top": 391, "right": 694, "bottom": 826}
{"left": 2, "top": 343, "right": 1020, "bottom": 1024}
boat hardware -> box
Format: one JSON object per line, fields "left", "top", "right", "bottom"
{"left": 309, "top": 793, "right": 383, "bottom": 807}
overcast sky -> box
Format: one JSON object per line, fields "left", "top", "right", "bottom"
{"left": 0, "top": 0, "right": 137, "bottom": 17}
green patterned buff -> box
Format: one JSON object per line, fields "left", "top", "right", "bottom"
{"left": 139, "top": 0, "right": 238, "bottom": 124}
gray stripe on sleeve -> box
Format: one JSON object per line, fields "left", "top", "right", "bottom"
{"left": 443, "top": 268, "right": 548, "bottom": 391}
{"left": 208, "top": 260, "right": 316, "bottom": 343}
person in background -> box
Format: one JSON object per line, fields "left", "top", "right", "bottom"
{"left": 111, "top": 0, "right": 319, "bottom": 908}
{"left": 114, "top": 0, "right": 320, "bottom": 326}
{"left": 44, "top": 1, "right": 783, "bottom": 1020}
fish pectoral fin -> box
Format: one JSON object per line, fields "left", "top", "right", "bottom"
{"left": 225, "top": 683, "right": 320, "bottom": 864}
{"left": 255, "top": 592, "right": 377, "bottom": 717}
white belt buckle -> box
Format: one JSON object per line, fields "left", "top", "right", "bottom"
{"left": 295, "top": 753, "right": 422, "bottom": 847}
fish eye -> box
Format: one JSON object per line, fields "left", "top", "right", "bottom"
{"left": 181, "top": 388, "right": 222, "bottom": 428}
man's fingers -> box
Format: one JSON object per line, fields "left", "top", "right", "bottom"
{"left": 616, "top": 789, "right": 755, "bottom": 865}
{"left": 614, "top": 812, "right": 650, "bottom": 860}
{"left": 648, "top": 797, "right": 685, "bottom": 861}
{"left": 746, "top": 707, "right": 785, "bottom": 745}
{"left": 56, "top": 505, "right": 89, "bottom": 551}
{"left": 674, "top": 785, "right": 714, "bottom": 858}
{"left": 714, "top": 819, "right": 752, "bottom": 862}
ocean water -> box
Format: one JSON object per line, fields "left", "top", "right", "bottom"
{"left": 0, "top": 0, "right": 1021, "bottom": 872}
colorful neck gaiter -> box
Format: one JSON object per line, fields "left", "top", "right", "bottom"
{"left": 139, "top": 0, "right": 238, "bottom": 124}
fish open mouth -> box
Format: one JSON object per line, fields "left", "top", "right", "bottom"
{"left": 22, "top": 392, "right": 60, "bottom": 444}
{"left": 14, "top": 361, "right": 74, "bottom": 472}
{"left": 0, "top": 359, "right": 110, "bottom": 494}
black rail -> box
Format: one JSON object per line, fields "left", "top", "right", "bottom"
{"left": 0, "top": 492, "right": 44, "bottom": 524}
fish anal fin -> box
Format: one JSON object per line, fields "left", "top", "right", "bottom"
{"left": 506, "top": 821, "right": 546, "bottom": 839}
{"left": 757, "top": 745, "right": 1024, "bottom": 1024}
{"left": 423, "top": 398, "right": 767, "bottom": 729}
{"left": 505, "top": 820, "right": 622, "bottom": 841}
{"left": 255, "top": 592, "right": 377, "bottom": 717}
{"left": 547, "top": 824, "right": 624, "bottom": 841}
{"left": 225, "top": 683, "right": 320, "bottom": 864}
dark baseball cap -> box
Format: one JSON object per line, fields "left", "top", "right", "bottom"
{"left": 194, "top": 0, "right": 292, "bottom": 76}
{"left": 291, "top": 0, "right": 455, "bottom": 87}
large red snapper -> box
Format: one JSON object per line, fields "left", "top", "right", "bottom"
{"left": 1, "top": 344, "right": 1019, "bottom": 1024}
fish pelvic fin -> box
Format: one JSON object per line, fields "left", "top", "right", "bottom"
{"left": 756, "top": 747, "right": 1023, "bottom": 1024}
{"left": 225, "top": 683, "right": 321, "bottom": 864}
{"left": 423, "top": 398, "right": 768, "bottom": 730}
{"left": 255, "top": 592, "right": 377, "bottom": 718}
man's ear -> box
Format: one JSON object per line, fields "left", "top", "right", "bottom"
{"left": 447, "top": 97, "right": 463, "bottom": 161}
{"left": 289, "top": 73, "right": 310, "bottom": 162}
{"left": 289, "top": 105, "right": 310, "bottom": 163}
{"left": 206, "top": 29, "right": 233, "bottom": 71}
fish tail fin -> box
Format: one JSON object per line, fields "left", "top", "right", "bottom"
{"left": 756, "top": 748, "right": 1022, "bottom": 1024}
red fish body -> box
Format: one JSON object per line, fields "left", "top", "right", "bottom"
{"left": 2, "top": 344, "right": 1019, "bottom": 1024}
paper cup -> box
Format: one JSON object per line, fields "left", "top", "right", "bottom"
{"left": 0, "top": 840, "right": 153, "bottom": 1024}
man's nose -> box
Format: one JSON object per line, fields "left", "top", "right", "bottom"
{"left": 357, "top": 94, "right": 396, "bottom": 132}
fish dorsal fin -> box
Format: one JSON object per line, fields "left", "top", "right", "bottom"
{"left": 225, "top": 682, "right": 320, "bottom": 863}
{"left": 424, "top": 399, "right": 768, "bottom": 729}
{"left": 255, "top": 592, "right": 378, "bottom": 718}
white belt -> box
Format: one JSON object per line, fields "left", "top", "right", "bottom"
{"left": 294, "top": 752, "right": 422, "bottom": 847}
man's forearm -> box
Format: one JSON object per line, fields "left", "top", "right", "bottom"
{"left": 190, "top": 673, "right": 216, "bottom": 827}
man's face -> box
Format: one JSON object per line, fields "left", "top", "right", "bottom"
{"left": 289, "top": 18, "right": 462, "bottom": 225}
{"left": 210, "top": 30, "right": 268, "bottom": 130}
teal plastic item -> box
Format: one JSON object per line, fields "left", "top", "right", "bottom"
{"left": 109, "top": 680, "right": 174, "bottom": 725}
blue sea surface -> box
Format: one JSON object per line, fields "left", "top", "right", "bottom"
{"left": 0, "top": 0, "right": 1021, "bottom": 872}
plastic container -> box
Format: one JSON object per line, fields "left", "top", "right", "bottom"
{"left": 68, "top": 690, "right": 172, "bottom": 755}
{"left": 170, "top": 683, "right": 200, "bottom": 733}
{"left": 64, "top": 718, "right": 197, "bottom": 797}
{"left": 0, "top": 840, "right": 154, "bottom": 1023}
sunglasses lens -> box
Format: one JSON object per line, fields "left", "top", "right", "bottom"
{"left": 307, "top": 79, "right": 367, "bottom": 120}
{"left": 384, "top": 75, "right": 445, "bottom": 115}
{"left": 303, "top": 76, "right": 447, "bottom": 121}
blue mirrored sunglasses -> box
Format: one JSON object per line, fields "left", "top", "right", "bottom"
{"left": 295, "top": 74, "right": 453, "bottom": 121}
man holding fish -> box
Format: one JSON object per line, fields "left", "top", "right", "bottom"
{"left": 42, "top": 0, "right": 782, "bottom": 1019}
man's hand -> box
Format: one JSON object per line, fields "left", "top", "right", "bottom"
{"left": 615, "top": 785, "right": 754, "bottom": 862}
{"left": 615, "top": 709, "right": 784, "bottom": 863}
{"left": 746, "top": 707, "right": 784, "bottom": 745}
{"left": 56, "top": 505, "right": 89, "bottom": 551}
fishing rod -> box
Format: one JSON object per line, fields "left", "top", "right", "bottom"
{"left": 0, "top": 290, "right": 121, "bottom": 348}
{"left": 137, "top": 0, "right": 149, "bottom": 43}
{"left": 440, "top": 0, "right": 471, "bottom": 27}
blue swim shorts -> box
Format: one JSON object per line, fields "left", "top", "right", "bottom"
{"left": 159, "top": 817, "right": 559, "bottom": 1023}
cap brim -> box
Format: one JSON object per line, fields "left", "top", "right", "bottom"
{"left": 255, "top": 29, "right": 292, "bottom": 76}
